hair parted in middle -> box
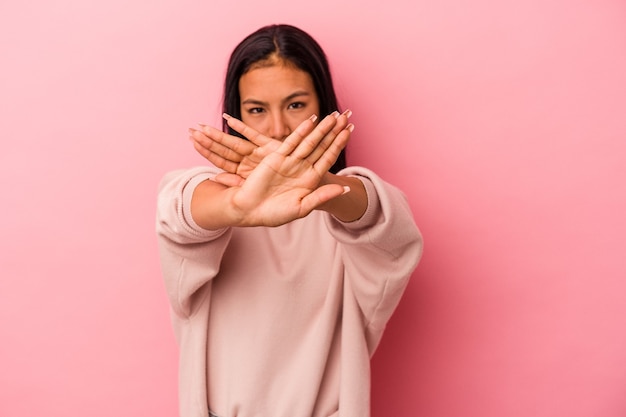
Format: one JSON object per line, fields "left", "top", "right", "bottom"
{"left": 222, "top": 24, "right": 346, "bottom": 173}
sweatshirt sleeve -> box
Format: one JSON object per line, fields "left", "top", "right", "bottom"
{"left": 156, "top": 166, "right": 233, "bottom": 318}
{"left": 324, "top": 166, "right": 423, "bottom": 351}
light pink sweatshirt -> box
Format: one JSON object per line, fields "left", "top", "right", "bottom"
{"left": 156, "top": 165, "right": 423, "bottom": 417}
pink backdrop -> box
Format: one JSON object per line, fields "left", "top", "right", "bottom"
{"left": 2, "top": 0, "right": 626, "bottom": 416}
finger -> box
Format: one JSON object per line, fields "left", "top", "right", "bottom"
{"left": 299, "top": 183, "right": 348, "bottom": 214}
{"left": 190, "top": 127, "right": 244, "bottom": 164}
{"left": 280, "top": 112, "right": 338, "bottom": 158}
{"left": 305, "top": 110, "right": 351, "bottom": 165}
{"left": 312, "top": 123, "right": 353, "bottom": 174}
{"left": 213, "top": 172, "right": 245, "bottom": 187}
{"left": 196, "top": 124, "right": 257, "bottom": 158}
{"left": 191, "top": 137, "right": 241, "bottom": 173}
{"left": 273, "top": 113, "right": 320, "bottom": 156}
{"left": 223, "top": 114, "right": 273, "bottom": 148}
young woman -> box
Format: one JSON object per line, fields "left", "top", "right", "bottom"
{"left": 157, "top": 24, "right": 423, "bottom": 417}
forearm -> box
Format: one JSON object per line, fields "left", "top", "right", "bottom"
{"left": 316, "top": 173, "right": 368, "bottom": 222}
{"left": 191, "top": 171, "right": 366, "bottom": 229}
{"left": 190, "top": 179, "right": 242, "bottom": 230}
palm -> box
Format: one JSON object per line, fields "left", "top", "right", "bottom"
{"left": 234, "top": 138, "right": 280, "bottom": 179}
{"left": 231, "top": 152, "right": 327, "bottom": 226}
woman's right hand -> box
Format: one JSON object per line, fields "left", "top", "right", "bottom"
{"left": 190, "top": 113, "right": 354, "bottom": 229}
{"left": 189, "top": 111, "right": 351, "bottom": 187}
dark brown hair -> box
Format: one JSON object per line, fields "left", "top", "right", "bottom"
{"left": 222, "top": 24, "right": 346, "bottom": 173}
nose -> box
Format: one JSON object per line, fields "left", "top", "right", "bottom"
{"left": 269, "top": 112, "right": 291, "bottom": 140}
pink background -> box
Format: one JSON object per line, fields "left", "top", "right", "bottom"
{"left": 1, "top": 0, "right": 626, "bottom": 416}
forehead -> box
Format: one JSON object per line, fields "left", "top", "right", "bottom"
{"left": 238, "top": 63, "right": 316, "bottom": 100}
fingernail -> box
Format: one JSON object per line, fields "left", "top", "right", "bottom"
{"left": 222, "top": 113, "right": 233, "bottom": 120}
{"left": 309, "top": 114, "right": 318, "bottom": 122}
{"left": 347, "top": 123, "right": 355, "bottom": 132}
{"left": 331, "top": 111, "right": 340, "bottom": 119}
{"left": 342, "top": 109, "right": 352, "bottom": 118}
{"left": 342, "top": 186, "right": 351, "bottom": 195}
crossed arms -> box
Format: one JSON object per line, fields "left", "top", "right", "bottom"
{"left": 187, "top": 111, "right": 367, "bottom": 230}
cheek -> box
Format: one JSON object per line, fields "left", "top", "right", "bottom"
{"left": 286, "top": 106, "right": 319, "bottom": 130}
{"left": 240, "top": 113, "right": 265, "bottom": 133}
{"left": 286, "top": 114, "right": 308, "bottom": 132}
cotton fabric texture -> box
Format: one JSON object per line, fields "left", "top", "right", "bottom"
{"left": 156, "top": 165, "right": 423, "bottom": 417}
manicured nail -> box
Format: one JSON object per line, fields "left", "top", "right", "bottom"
{"left": 331, "top": 111, "right": 340, "bottom": 119}
{"left": 222, "top": 113, "right": 233, "bottom": 120}
{"left": 347, "top": 123, "right": 355, "bottom": 132}
{"left": 309, "top": 114, "right": 318, "bottom": 122}
{"left": 342, "top": 109, "right": 352, "bottom": 118}
{"left": 342, "top": 186, "right": 351, "bottom": 195}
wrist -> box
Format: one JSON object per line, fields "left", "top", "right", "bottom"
{"left": 316, "top": 173, "right": 367, "bottom": 222}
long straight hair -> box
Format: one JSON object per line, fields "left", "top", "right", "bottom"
{"left": 222, "top": 24, "right": 346, "bottom": 173}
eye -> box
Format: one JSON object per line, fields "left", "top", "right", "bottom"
{"left": 246, "top": 107, "right": 265, "bottom": 114}
{"left": 288, "top": 102, "right": 306, "bottom": 110}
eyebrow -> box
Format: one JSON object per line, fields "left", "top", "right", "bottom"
{"left": 241, "top": 91, "right": 311, "bottom": 106}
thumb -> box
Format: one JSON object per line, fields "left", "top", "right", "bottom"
{"left": 214, "top": 172, "right": 245, "bottom": 187}
{"left": 299, "top": 184, "right": 350, "bottom": 214}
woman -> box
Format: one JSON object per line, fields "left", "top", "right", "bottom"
{"left": 157, "top": 24, "right": 423, "bottom": 417}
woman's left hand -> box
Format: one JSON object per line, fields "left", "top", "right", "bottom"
{"left": 189, "top": 116, "right": 280, "bottom": 186}
{"left": 189, "top": 111, "right": 351, "bottom": 187}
